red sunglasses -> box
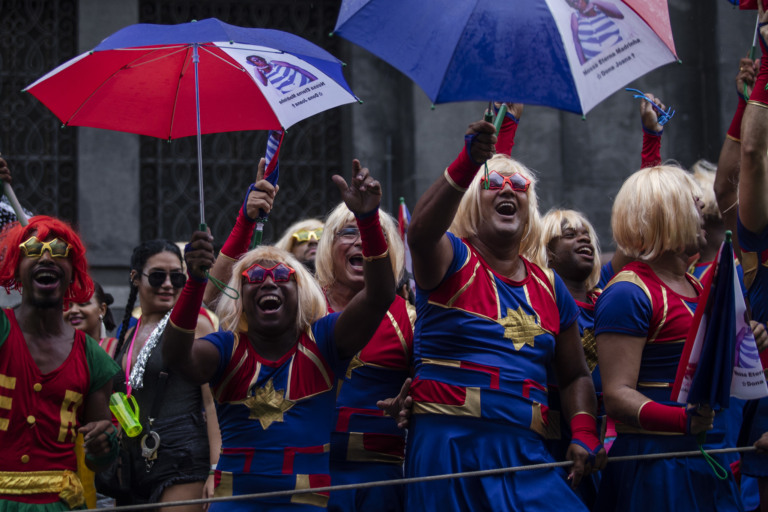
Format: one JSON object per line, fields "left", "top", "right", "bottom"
{"left": 480, "top": 171, "right": 530, "bottom": 192}
{"left": 241, "top": 262, "right": 296, "bottom": 284}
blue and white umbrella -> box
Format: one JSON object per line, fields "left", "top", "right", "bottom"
{"left": 334, "top": 0, "right": 677, "bottom": 115}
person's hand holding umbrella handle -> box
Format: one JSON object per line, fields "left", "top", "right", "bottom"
{"left": 246, "top": 158, "right": 278, "bottom": 221}
{"left": 0, "top": 155, "right": 28, "bottom": 227}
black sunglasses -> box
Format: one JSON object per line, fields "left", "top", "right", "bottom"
{"left": 143, "top": 271, "right": 186, "bottom": 289}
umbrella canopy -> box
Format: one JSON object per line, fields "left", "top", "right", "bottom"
{"left": 25, "top": 18, "right": 357, "bottom": 138}
{"left": 334, "top": 0, "right": 677, "bottom": 114}
{"left": 24, "top": 18, "right": 357, "bottom": 225}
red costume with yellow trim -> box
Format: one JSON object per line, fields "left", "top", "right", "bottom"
{"left": 328, "top": 295, "right": 413, "bottom": 512}
{"left": 0, "top": 309, "right": 119, "bottom": 511}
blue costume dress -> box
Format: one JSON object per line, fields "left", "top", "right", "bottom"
{"left": 594, "top": 261, "right": 743, "bottom": 512}
{"left": 406, "top": 233, "right": 587, "bottom": 511}
{"left": 738, "top": 217, "right": 768, "bottom": 480}
{"left": 206, "top": 314, "right": 347, "bottom": 511}
{"left": 328, "top": 296, "right": 413, "bottom": 512}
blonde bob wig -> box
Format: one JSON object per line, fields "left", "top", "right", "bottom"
{"left": 612, "top": 165, "right": 703, "bottom": 261}
{"left": 315, "top": 202, "right": 405, "bottom": 290}
{"left": 215, "top": 245, "right": 327, "bottom": 334}
{"left": 449, "top": 154, "right": 545, "bottom": 268}
{"left": 541, "top": 209, "right": 601, "bottom": 290}
{"left": 274, "top": 218, "right": 325, "bottom": 253}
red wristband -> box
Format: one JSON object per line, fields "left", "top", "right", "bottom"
{"left": 356, "top": 210, "right": 388, "bottom": 260}
{"left": 637, "top": 401, "right": 687, "bottom": 434}
{"left": 170, "top": 278, "right": 206, "bottom": 332}
{"left": 641, "top": 129, "right": 662, "bottom": 168}
{"left": 570, "top": 412, "right": 602, "bottom": 453}
{"left": 749, "top": 31, "right": 768, "bottom": 106}
{"left": 444, "top": 139, "right": 481, "bottom": 192}
{"left": 727, "top": 96, "right": 748, "bottom": 142}
{"left": 220, "top": 210, "right": 255, "bottom": 260}
{"left": 495, "top": 113, "right": 519, "bottom": 156}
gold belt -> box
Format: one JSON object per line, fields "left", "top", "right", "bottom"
{"left": 0, "top": 470, "right": 85, "bottom": 508}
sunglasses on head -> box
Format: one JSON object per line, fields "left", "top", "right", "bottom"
{"left": 19, "top": 236, "right": 72, "bottom": 258}
{"left": 480, "top": 171, "right": 531, "bottom": 192}
{"left": 241, "top": 262, "right": 296, "bottom": 284}
{"left": 292, "top": 228, "right": 323, "bottom": 243}
{"left": 143, "top": 271, "right": 187, "bottom": 289}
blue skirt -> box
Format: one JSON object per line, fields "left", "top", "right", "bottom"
{"left": 327, "top": 461, "right": 404, "bottom": 512}
{"left": 741, "top": 397, "right": 768, "bottom": 477}
{"left": 405, "top": 415, "right": 587, "bottom": 512}
{"left": 595, "top": 433, "right": 743, "bottom": 512}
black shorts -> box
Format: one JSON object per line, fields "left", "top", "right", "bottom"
{"left": 118, "top": 412, "right": 210, "bottom": 504}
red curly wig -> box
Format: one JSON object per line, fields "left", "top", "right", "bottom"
{"left": 0, "top": 216, "right": 93, "bottom": 304}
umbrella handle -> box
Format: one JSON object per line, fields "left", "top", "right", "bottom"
{"left": 3, "top": 182, "right": 28, "bottom": 227}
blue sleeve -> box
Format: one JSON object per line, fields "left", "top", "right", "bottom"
{"left": 738, "top": 216, "right": 768, "bottom": 253}
{"left": 553, "top": 272, "right": 579, "bottom": 331}
{"left": 596, "top": 261, "right": 614, "bottom": 290}
{"left": 414, "top": 231, "right": 468, "bottom": 295}
{"left": 310, "top": 313, "right": 349, "bottom": 379}
{"left": 594, "top": 281, "right": 652, "bottom": 338}
{"left": 201, "top": 330, "right": 236, "bottom": 385}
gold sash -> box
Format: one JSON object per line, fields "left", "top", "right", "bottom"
{"left": 0, "top": 470, "right": 85, "bottom": 508}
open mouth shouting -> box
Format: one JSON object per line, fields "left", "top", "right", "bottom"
{"left": 575, "top": 245, "right": 594, "bottom": 261}
{"left": 495, "top": 200, "right": 518, "bottom": 217}
{"left": 258, "top": 293, "right": 283, "bottom": 314}
{"left": 32, "top": 265, "right": 63, "bottom": 291}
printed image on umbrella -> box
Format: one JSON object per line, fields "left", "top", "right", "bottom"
{"left": 333, "top": 0, "right": 677, "bottom": 115}
{"left": 24, "top": 18, "right": 358, "bottom": 226}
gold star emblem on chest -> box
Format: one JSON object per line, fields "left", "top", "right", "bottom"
{"left": 242, "top": 379, "right": 295, "bottom": 430}
{"left": 499, "top": 306, "right": 544, "bottom": 350}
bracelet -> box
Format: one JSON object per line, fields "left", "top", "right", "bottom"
{"left": 211, "top": 464, "right": 217, "bottom": 470}
{"left": 363, "top": 249, "right": 389, "bottom": 262}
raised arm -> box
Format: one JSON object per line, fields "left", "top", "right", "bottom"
{"left": 163, "top": 230, "right": 221, "bottom": 385}
{"left": 331, "top": 160, "right": 396, "bottom": 358}
{"left": 407, "top": 120, "right": 496, "bottom": 290}
{"left": 740, "top": 3, "right": 768, "bottom": 234}
{"left": 494, "top": 103, "right": 523, "bottom": 156}
{"left": 640, "top": 92, "right": 665, "bottom": 168}
{"left": 204, "top": 158, "right": 277, "bottom": 307}
{"left": 716, "top": 57, "right": 757, "bottom": 252}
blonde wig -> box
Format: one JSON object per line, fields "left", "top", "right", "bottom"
{"left": 215, "top": 245, "right": 327, "bottom": 334}
{"left": 541, "top": 209, "right": 601, "bottom": 290}
{"left": 315, "top": 202, "right": 405, "bottom": 290}
{"left": 274, "top": 218, "right": 325, "bottom": 253}
{"left": 689, "top": 159, "right": 720, "bottom": 221}
{"left": 612, "top": 165, "right": 703, "bottom": 261}
{"left": 449, "top": 154, "right": 545, "bottom": 268}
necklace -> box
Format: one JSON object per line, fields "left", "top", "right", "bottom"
{"left": 125, "top": 310, "right": 171, "bottom": 395}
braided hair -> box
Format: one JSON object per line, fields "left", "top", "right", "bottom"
{"left": 112, "top": 239, "right": 182, "bottom": 359}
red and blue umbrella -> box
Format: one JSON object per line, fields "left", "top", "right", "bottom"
{"left": 24, "top": 18, "right": 358, "bottom": 227}
{"left": 333, "top": 0, "right": 677, "bottom": 115}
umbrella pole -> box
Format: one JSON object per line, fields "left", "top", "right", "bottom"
{"left": 193, "top": 44, "right": 206, "bottom": 230}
